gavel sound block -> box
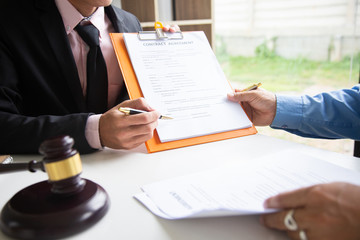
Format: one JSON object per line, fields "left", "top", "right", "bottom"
{"left": 0, "top": 136, "right": 110, "bottom": 240}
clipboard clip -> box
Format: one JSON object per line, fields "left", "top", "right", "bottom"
{"left": 138, "top": 21, "right": 183, "bottom": 41}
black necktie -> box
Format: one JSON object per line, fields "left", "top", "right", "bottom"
{"left": 75, "top": 23, "right": 108, "bottom": 113}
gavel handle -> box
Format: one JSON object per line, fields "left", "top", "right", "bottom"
{"left": 0, "top": 160, "right": 45, "bottom": 173}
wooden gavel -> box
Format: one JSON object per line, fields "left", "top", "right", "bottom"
{"left": 0, "top": 135, "right": 109, "bottom": 240}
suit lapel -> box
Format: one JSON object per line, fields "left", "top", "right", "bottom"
{"left": 35, "top": 0, "right": 87, "bottom": 112}
{"left": 105, "top": 6, "right": 130, "bottom": 104}
{"left": 105, "top": 6, "right": 124, "bottom": 33}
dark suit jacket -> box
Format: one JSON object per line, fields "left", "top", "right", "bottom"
{"left": 0, "top": 0, "right": 142, "bottom": 154}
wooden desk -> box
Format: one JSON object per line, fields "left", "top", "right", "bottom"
{"left": 0, "top": 134, "right": 359, "bottom": 240}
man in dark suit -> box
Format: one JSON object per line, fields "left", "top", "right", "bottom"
{"left": 0, "top": 0, "right": 162, "bottom": 154}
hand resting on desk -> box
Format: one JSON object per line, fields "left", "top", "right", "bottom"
{"left": 261, "top": 182, "right": 360, "bottom": 240}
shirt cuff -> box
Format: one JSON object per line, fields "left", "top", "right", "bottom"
{"left": 270, "top": 94, "right": 303, "bottom": 130}
{"left": 85, "top": 114, "right": 103, "bottom": 149}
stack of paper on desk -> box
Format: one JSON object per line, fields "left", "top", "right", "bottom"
{"left": 134, "top": 150, "right": 360, "bottom": 219}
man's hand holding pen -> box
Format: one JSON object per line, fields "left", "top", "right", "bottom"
{"left": 99, "top": 98, "right": 160, "bottom": 150}
{"left": 227, "top": 83, "right": 277, "bottom": 126}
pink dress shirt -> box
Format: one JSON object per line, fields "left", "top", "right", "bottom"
{"left": 55, "top": 0, "right": 124, "bottom": 149}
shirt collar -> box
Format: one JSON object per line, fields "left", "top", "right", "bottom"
{"left": 55, "top": 0, "right": 105, "bottom": 37}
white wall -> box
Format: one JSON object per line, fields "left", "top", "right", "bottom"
{"left": 214, "top": 0, "right": 360, "bottom": 60}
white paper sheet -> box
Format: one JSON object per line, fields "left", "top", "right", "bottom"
{"left": 123, "top": 32, "right": 252, "bottom": 142}
{"left": 134, "top": 150, "right": 360, "bottom": 219}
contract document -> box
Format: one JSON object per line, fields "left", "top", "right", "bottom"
{"left": 123, "top": 32, "right": 252, "bottom": 143}
{"left": 134, "top": 150, "right": 360, "bottom": 219}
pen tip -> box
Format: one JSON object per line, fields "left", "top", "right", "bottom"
{"left": 160, "top": 116, "right": 173, "bottom": 120}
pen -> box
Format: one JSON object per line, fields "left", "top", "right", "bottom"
{"left": 240, "top": 82, "right": 262, "bottom": 92}
{"left": 118, "top": 107, "right": 173, "bottom": 120}
{"left": 0, "top": 155, "right": 13, "bottom": 164}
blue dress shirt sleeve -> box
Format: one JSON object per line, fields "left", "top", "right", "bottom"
{"left": 270, "top": 84, "right": 360, "bottom": 140}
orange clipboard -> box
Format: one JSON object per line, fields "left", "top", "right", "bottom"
{"left": 109, "top": 32, "right": 257, "bottom": 153}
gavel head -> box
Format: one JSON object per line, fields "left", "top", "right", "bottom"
{"left": 39, "top": 135, "right": 85, "bottom": 195}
